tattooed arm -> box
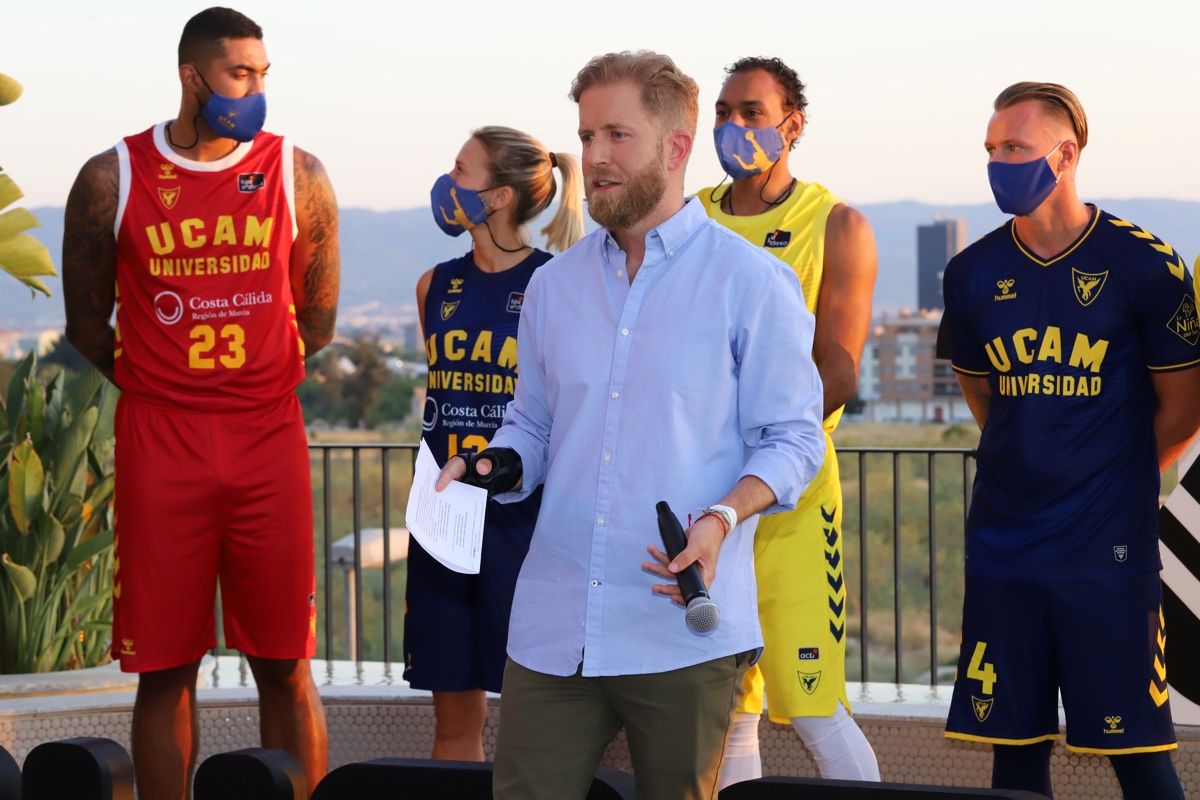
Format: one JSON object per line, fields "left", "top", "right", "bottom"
{"left": 63, "top": 149, "right": 119, "bottom": 381}
{"left": 290, "top": 147, "right": 340, "bottom": 357}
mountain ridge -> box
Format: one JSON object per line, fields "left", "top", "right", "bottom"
{"left": 6, "top": 199, "right": 1197, "bottom": 330}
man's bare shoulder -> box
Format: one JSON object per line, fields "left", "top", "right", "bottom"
{"left": 293, "top": 146, "right": 331, "bottom": 189}
{"left": 77, "top": 149, "right": 119, "bottom": 187}
{"left": 65, "top": 149, "right": 119, "bottom": 231}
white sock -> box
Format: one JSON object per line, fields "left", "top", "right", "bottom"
{"left": 718, "top": 712, "right": 763, "bottom": 789}
{"left": 791, "top": 703, "right": 880, "bottom": 781}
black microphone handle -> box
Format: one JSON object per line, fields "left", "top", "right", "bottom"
{"left": 655, "top": 501, "right": 711, "bottom": 604}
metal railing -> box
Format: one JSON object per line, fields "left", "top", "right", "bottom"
{"left": 306, "top": 443, "right": 976, "bottom": 686}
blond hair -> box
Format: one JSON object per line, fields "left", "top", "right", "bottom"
{"left": 471, "top": 126, "right": 584, "bottom": 253}
{"left": 569, "top": 50, "right": 699, "bottom": 136}
{"left": 994, "top": 82, "right": 1089, "bottom": 150}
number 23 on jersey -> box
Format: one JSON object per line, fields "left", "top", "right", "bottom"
{"left": 189, "top": 324, "right": 247, "bottom": 369}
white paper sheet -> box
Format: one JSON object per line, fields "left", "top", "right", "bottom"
{"left": 405, "top": 440, "right": 487, "bottom": 574}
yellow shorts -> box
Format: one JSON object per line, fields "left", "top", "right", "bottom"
{"left": 738, "top": 435, "right": 851, "bottom": 721}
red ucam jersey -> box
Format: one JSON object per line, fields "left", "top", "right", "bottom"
{"left": 113, "top": 121, "right": 305, "bottom": 411}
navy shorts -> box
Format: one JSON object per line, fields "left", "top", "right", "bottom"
{"left": 945, "top": 572, "right": 1176, "bottom": 754}
{"left": 403, "top": 489, "right": 539, "bottom": 693}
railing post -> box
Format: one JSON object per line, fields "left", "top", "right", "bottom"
{"left": 381, "top": 447, "right": 392, "bottom": 664}
{"left": 858, "top": 450, "right": 868, "bottom": 684}
{"left": 352, "top": 447, "right": 363, "bottom": 662}
{"left": 892, "top": 451, "right": 901, "bottom": 684}
{"left": 928, "top": 452, "right": 937, "bottom": 686}
{"left": 322, "top": 448, "right": 333, "bottom": 661}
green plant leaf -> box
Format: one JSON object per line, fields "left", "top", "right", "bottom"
{"left": 58, "top": 496, "right": 83, "bottom": 529}
{"left": 0, "top": 232, "right": 56, "bottom": 283}
{"left": 7, "top": 438, "right": 44, "bottom": 534}
{"left": 65, "top": 529, "right": 113, "bottom": 572}
{"left": 65, "top": 368, "right": 105, "bottom": 419}
{"left": 25, "top": 383, "right": 45, "bottom": 446}
{"left": 50, "top": 405, "right": 97, "bottom": 503}
{"left": 0, "top": 207, "right": 39, "bottom": 240}
{"left": 2, "top": 554, "right": 36, "bottom": 600}
{"left": 85, "top": 473, "right": 114, "bottom": 509}
{"left": 0, "top": 173, "right": 23, "bottom": 209}
{"left": 43, "top": 370, "right": 65, "bottom": 439}
{"left": 39, "top": 514, "right": 65, "bottom": 564}
{"left": 5, "top": 352, "right": 34, "bottom": 436}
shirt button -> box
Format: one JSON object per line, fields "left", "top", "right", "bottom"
{"left": 620, "top": 328, "right": 629, "bottom": 336}
{"left": 591, "top": 580, "right": 601, "bottom": 587}
{"left": 603, "top": 452, "right": 612, "bottom": 463}
{"left": 616, "top": 270, "right": 625, "bottom": 278}
{"left": 667, "top": 249, "right": 675, "bottom": 257}
{"left": 611, "top": 390, "right": 620, "bottom": 399}
{"left": 596, "top": 517, "right": 606, "bottom": 526}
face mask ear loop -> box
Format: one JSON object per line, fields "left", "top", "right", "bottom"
{"left": 480, "top": 218, "right": 530, "bottom": 255}
{"left": 168, "top": 65, "right": 209, "bottom": 150}
{"left": 708, "top": 173, "right": 731, "bottom": 208}
{"left": 167, "top": 114, "right": 203, "bottom": 150}
{"left": 758, "top": 112, "right": 800, "bottom": 207}
{"left": 1048, "top": 140, "right": 1067, "bottom": 183}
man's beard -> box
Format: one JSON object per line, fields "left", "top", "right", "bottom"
{"left": 586, "top": 146, "right": 668, "bottom": 231}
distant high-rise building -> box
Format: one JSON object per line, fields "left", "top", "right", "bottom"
{"left": 917, "top": 218, "right": 967, "bottom": 311}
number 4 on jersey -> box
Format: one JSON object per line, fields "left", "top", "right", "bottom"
{"left": 967, "top": 641, "right": 998, "bottom": 695}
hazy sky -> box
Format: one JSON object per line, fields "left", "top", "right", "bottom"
{"left": 5, "top": 0, "right": 1198, "bottom": 210}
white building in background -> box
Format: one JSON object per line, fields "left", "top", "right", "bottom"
{"left": 857, "top": 310, "right": 973, "bottom": 424}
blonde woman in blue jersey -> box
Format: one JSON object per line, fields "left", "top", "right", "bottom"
{"left": 411, "top": 126, "right": 583, "bottom": 761}
{"left": 699, "top": 58, "right": 880, "bottom": 786}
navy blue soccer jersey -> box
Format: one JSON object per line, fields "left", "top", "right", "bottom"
{"left": 941, "top": 207, "right": 1199, "bottom": 581}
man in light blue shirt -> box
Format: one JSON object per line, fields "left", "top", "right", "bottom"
{"left": 437, "top": 51, "right": 825, "bottom": 800}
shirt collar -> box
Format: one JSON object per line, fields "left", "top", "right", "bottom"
{"left": 602, "top": 196, "right": 707, "bottom": 262}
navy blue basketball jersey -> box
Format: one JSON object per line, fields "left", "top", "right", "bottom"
{"left": 941, "top": 207, "right": 1199, "bottom": 581}
{"left": 422, "top": 248, "right": 550, "bottom": 462}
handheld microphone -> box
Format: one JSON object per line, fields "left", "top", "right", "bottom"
{"left": 656, "top": 501, "right": 721, "bottom": 634}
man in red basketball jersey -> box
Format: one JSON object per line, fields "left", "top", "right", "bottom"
{"left": 62, "top": 8, "right": 339, "bottom": 798}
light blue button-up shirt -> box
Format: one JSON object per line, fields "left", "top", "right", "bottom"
{"left": 490, "top": 197, "right": 825, "bottom": 677}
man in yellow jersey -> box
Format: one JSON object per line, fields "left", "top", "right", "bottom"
{"left": 700, "top": 57, "right": 880, "bottom": 786}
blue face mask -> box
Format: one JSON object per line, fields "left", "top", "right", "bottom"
{"left": 714, "top": 121, "right": 787, "bottom": 180}
{"left": 195, "top": 68, "right": 266, "bottom": 143}
{"left": 430, "top": 174, "right": 490, "bottom": 237}
{"left": 986, "top": 141, "right": 1065, "bottom": 216}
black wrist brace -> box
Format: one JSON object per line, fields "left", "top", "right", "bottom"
{"left": 460, "top": 447, "right": 523, "bottom": 496}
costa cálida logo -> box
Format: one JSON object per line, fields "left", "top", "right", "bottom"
{"left": 153, "top": 290, "right": 184, "bottom": 326}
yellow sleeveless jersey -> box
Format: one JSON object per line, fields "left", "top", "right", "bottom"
{"left": 699, "top": 180, "right": 844, "bottom": 432}
{"left": 700, "top": 180, "right": 852, "bottom": 720}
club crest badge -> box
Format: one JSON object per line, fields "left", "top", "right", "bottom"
{"left": 1072, "top": 268, "right": 1109, "bottom": 307}
{"left": 798, "top": 670, "right": 822, "bottom": 695}
{"left": 972, "top": 695, "right": 994, "bottom": 723}
{"left": 158, "top": 186, "right": 181, "bottom": 210}
{"left": 440, "top": 300, "right": 460, "bottom": 321}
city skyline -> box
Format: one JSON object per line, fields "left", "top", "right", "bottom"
{"left": 4, "top": 0, "right": 1199, "bottom": 211}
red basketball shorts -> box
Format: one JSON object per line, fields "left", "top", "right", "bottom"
{"left": 111, "top": 393, "right": 316, "bottom": 672}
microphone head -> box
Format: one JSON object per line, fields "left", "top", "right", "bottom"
{"left": 684, "top": 596, "right": 720, "bottom": 634}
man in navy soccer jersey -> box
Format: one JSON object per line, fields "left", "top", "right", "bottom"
{"left": 939, "top": 82, "right": 1200, "bottom": 799}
